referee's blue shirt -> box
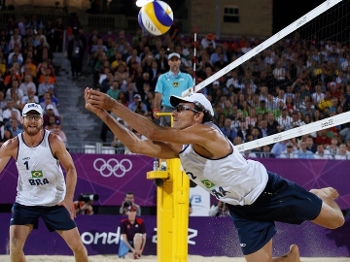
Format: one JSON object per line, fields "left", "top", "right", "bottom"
{"left": 155, "top": 71, "right": 193, "bottom": 108}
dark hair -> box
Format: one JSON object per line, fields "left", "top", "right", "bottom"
{"left": 194, "top": 102, "right": 213, "bottom": 123}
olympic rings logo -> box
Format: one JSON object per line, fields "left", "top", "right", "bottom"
{"left": 93, "top": 158, "right": 133, "bottom": 178}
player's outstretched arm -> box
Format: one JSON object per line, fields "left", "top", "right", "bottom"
{"left": 84, "top": 87, "right": 179, "bottom": 159}
{"left": 85, "top": 88, "right": 230, "bottom": 158}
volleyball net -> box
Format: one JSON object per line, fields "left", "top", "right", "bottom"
{"left": 183, "top": 0, "right": 350, "bottom": 152}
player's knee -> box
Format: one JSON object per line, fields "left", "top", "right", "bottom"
{"left": 71, "top": 242, "right": 87, "bottom": 255}
{"left": 133, "top": 233, "right": 143, "bottom": 241}
{"left": 329, "top": 215, "right": 345, "bottom": 229}
{"left": 9, "top": 237, "right": 24, "bottom": 251}
{"left": 323, "top": 213, "right": 345, "bottom": 229}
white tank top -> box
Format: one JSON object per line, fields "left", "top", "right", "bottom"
{"left": 179, "top": 122, "right": 268, "bottom": 206}
{"left": 15, "top": 130, "right": 66, "bottom": 206}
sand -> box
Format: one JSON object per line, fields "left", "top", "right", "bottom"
{"left": 0, "top": 255, "right": 349, "bottom": 262}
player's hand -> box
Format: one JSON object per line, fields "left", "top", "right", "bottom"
{"left": 85, "top": 88, "right": 116, "bottom": 111}
{"left": 58, "top": 198, "right": 76, "bottom": 220}
{"left": 132, "top": 249, "right": 141, "bottom": 259}
{"left": 84, "top": 87, "right": 107, "bottom": 115}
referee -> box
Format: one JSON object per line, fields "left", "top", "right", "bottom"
{"left": 153, "top": 52, "right": 193, "bottom": 126}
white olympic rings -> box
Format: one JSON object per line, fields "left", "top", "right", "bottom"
{"left": 93, "top": 158, "right": 133, "bottom": 178}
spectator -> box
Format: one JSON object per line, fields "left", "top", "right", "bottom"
{"left": 339, "top": 127, "right": 350, "bottom": 145}
{"left": 315, "top": 129, "right": 332, "bottom": 146}
{"left": 8, "top": 118, "right": 23, "bottom": 137}
{"left": 236, "top": 121, "right": 248, "bottom": 142}
{"left": 0, "top": 91, "right": 6, "bottom": 110}
{"left": 67, "top": 30, "right": 86, "bottom": 80}
{"left": 220, "top": 117, "right": 237, "bottom": 142}
{"left": 255, "top": 100, "right": 271, "bottom": 116}
{"left": 291, "top": 111, "right": 305, "bottom": 128}
{"left": 305, "top": 135, "right": 317, "bottom": 153}
{"left": 326, "top": 137, "right": 339, "bottom": 158}
{"left": 119, "top": 192, "right": 141, "bottom": 216}
{"left": 258, "top": 145, "right": 275, "bottom": 158}
{"left": 43, "top": 104, "right": 60, "bottom": 128}
{"left": 49, "top": 119, "right": 68, "bottom": 148}
{"left": 317, "top": 91, "right": 332, "bottom": 111}
{"left": 276, "top": 108, "right": 293, "bottom": 131}
{"left": 266, "top": 112, "right": 279, "bottom": 136}
{"left": 40, "top": 95, "right": 59, "bottom": 116}
{"left": 280, "top": 142, "right": 297, "bottom": 159}
{"left": 201, "top": 33, "right": 216, "bottom": 49}
{"left": 128, "top": 94, "right": 148, "bottom": 116}
{"left": 11, "top": 91, "right": 24, "bottom": 112}
{"left": 285, "top": 96, "right": 296, "bottom": 115}
{"left": 118, "top": 205, "right": 147, "bottom": 259}
{"left": 106, "top": 80, "right": 121, "bottom": 100}
{"left": 245, "top": 107, "right": 258, "bottom": 128}
{"left": 19, "top": 74, "right": 36, "bottom": 96}
{"left": 242, "top": 149, "right": 257, "bottom": 159}
{"left": 295, "top": 141, "right": 314, "bottom": 159}
{"left": 153, "top": 52, "right": 193, "bottom": 126}
{"left": 74, "top": 194, "right": 95, "bottom": 215}
{"left": 258, "top": 119, "right": 269, "bottom": 138}
{"left": 314, "top": 144, "right": 332, "bottom": 159}
{"left": 22, "top": 87, "right": 39, "bottom": 105}
{"left": 4, "top": 110, "right": 22, "bottom": 129}
{"left": 20, "top": 57, "right": 37, "bottom": 79}
{"left": 3, "top": 99, "right": 21, "bottom": 123}
{"left": 0, "top": 127, "right": 14, "bottom": 146}
{"left": 334, "top": 143, "right": 350, "bottom": 160}
{"left": 311, "top": 84, "right": 325, "bottom": 105}
{"left": 37, "top": 67, "right": 56, "bottom": 85}
{"left": 271, "top": 140, "right": 288, "bottom": 158}
{"left": 6, "top": 79, "right": 23, "bottom": 101}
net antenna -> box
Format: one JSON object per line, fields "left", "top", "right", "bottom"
{"left": 181, "top": 0, "right": 342, "bottom": 97}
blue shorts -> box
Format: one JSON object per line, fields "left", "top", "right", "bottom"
{"left": 11, "top": 202, "right": 77, "bottom": 232}
{"left": 118, "top": 239, "right": 133, "bottom": 258}
{"left": 227, "top": 172, "right": 322, "bottom": 255}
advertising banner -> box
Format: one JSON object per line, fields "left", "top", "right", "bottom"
{"left": 0, "top": 154, "right": 350, "bottom": 211}
{"left": 0, "top": 214, "right": 349, "bottom": 257}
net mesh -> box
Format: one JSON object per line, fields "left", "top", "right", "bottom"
{"left": 194, "top": 0, "right": 350, "bottom": 158}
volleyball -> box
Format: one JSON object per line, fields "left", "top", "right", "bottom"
{"left": 138, "top": 1, "right": 173, "bottom": 36}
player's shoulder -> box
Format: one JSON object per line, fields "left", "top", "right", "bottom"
{"left": 1, "top": 136, "right": 19, "bottom": 151}
{"left": 48, "top": 131, "right": 66, "bottom": 149}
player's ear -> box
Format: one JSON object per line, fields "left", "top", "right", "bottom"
{"left": 194, "top": 111, "right": 204, "bottom": 123}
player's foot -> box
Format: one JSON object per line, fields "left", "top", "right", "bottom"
{"left": 310, "top": 187, "right": 339, "bottom": 200}
{"left": 288, "top": 244, "right": 301, "bottom": 262}
{"left": 273, "top": 244, "right": 301, "bottom": 262}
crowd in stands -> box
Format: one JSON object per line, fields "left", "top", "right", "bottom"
{"left": 0, "top": 14, "right": 66, "bottom": 147}
{"left": 2, "top": 13, "right": 350, "bottom": 160}
{"left": 88, "top": 27, "right": 350, "bottom": 160}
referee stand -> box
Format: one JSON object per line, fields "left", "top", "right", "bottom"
{"left": 147, "top": 112, "right": 190, "bottom": 262}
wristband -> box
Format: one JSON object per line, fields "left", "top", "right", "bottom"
{"left": 153, "top": 108, "right": 159, "bottom": 113}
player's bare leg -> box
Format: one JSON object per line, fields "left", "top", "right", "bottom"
{"left": 310, "top": 187, "right": 344, "bottom": 229}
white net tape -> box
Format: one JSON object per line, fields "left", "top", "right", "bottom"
{"left": 182, "top": 0, "right": 342, "bottom": 97}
